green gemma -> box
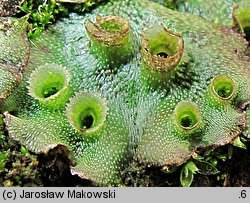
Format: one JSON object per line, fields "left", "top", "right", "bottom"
{"left": 85, "top": 15, "right": 133, "bottom": 67}
{"left": 28, "top": 63, "right": 71, "bottom": 109}
{"left": 140, "top": 25, "right": 184, "bottom": 88}
{"left": 174, "top": 100, "right": 202, "bottom": 133}
{"left": 66, "top": 92, "right": 108, "bottom": 136}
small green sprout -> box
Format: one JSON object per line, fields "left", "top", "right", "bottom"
{"left": 193, "top": 156, "right": 220, "bottom": 176}
{"left": 0, "top": 150, "right": 10, "bottom": 173}
{"left": 179, "top": 148, "right": 228, "bottom": 187}
{"left": 0, "top": 114, "right": 4, "bottom": 127}
{"left": 20, "top": 146, "right": 30, "bottom": 156}
{"left": 180, "top": 161, "right": 199, "bottom": 187}
{"left": 18, "top": 0, "right": 69, "bottom": 39}
{"left": 180, "top": 158, "right": 220, "bottom": 187}
{"left": 232, "top": 136, "right": 247, "bottom": 149}
{"left": 161, "top": 165, "right": 178, "bottom": 174}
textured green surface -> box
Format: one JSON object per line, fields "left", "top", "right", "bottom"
{"left": 0, "top": 16, "right": 29, "bottom": 99}
{"left": 177, "top": 0, "right": 239, "bottom": 27}
{"left": 1, "top": 0, "right": 250, "bottom": 185}
{"left": 244, "top": 107, "right": 250, "bottom": 138}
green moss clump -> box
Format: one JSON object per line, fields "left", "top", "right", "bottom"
{"left": 0, "top": 115, "right": 41, "bottom": 186}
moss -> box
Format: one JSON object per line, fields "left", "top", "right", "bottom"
{"left": 0, "top": 126, "right": 41, "bottom": 186}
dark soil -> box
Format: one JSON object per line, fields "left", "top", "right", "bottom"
{"left": 0, "top": 0, "right": 24, "bottom": 17}
{"left": 34, "top": 140, "right": 250, "bottom": 187}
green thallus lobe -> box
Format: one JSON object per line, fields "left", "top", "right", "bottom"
{"left": 0, "top": 16, "right": 29, "bottom": 100}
